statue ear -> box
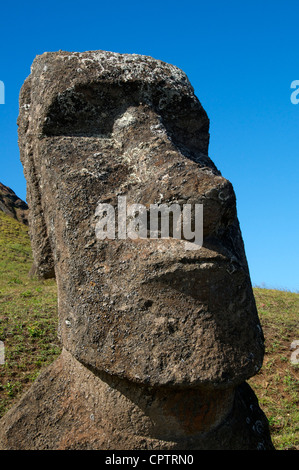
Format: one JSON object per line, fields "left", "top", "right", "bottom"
{"left": 18, "top": 76, "right": 55, "bottom": 279}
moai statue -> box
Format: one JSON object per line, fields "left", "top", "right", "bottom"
{"left": 0, "top": 51, "right": 274, "bottom": 450}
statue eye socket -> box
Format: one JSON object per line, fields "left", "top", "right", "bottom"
{"left": 42, "top": 83, "right": 139, "bottom": 138}
{"left": 157, "top": 95, "right": 210, "bottom": 157}
{"left": 42, "top": 82, "right": 209, "bottom": 158}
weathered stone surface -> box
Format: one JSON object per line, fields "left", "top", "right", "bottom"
{"left": 0, "top": 182, "right": 28, "bottom": 225}
{"left": 0, "top": 349, "right": 274, "bottom": 450}
{"left": 0, "top": 50, "right": 274, "bottom": 449}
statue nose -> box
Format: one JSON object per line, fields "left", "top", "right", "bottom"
{"left": 112, "top": 104, "right": 171, "bottom": 142}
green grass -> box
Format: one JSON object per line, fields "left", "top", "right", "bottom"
{"left": 249, "top": 287, "right": 299, "bottom": 450}
{"left": 0, "top": 210, "right": 298, "bottom": 449}
{"left": 0, "top": 211, "right": 60, "bottom": 417}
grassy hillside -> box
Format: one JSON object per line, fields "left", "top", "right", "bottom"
{"left": 0, "top": 211, "right": 60, "bottom": 416}
{"left": 248, "top": 288, "right": 298, "bottom": 449}
{"left": 0, "top": 210, "right": 298, "bottom": 449}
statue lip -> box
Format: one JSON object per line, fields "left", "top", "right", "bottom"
{"left": 140, "top": 253, "right": 244, "bottom": 290}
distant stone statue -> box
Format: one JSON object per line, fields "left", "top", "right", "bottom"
{"left": 0, "top": 50, "right": 274, "bottom": 450}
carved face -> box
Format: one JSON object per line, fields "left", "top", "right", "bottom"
{"left": 19, "top": 51, "right": 264, "bottom": 388}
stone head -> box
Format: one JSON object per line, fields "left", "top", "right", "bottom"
{"left": 18, "top": 51, "right": 264, "bottom": 389}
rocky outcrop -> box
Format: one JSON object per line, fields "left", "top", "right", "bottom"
{"left": 0, "top": 50, "right": 274, "bottom": 450}
{"left": 0, "top": 182, "right": 28, "bottom": 225}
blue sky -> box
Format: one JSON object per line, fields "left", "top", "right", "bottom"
{"left": 0, "top": 0, "right": 298, "bottom": 292}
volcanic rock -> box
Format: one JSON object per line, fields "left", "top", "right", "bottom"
{"left": 0, "top": 182, "right": 28, "bottom": 225}
{"left": 0, "top": 50, "right": 274, "bottom": 450}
